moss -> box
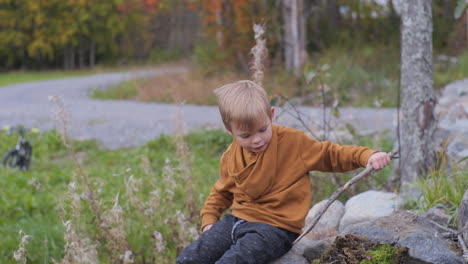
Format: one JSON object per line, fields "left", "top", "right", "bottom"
{"left": 362, "top": 244, "right": 407, "bottom": 264}
{"left": 313, "top": 234, "right": 428, "bottom": 264}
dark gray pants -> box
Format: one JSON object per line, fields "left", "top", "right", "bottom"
{"left": 176, "top": 214, "right": 298, "bottom": 264}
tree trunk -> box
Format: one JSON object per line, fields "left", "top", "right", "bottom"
{"left": 89, "top": 40, "right": 96, "bottom": 68}
{"left": 399, "top": 0, "right": 436, "bottom": 198}
{"left": 327, "top": 0, "right": 341, "bottom": 28}
{"left": 78, "top": 43, "right": 85, "bottom": 69}
{"left": 459, "top": 190, "right": 468, "bottom": 245}
{"left": 282, "top": 0, "right": 308, "bottom": 78}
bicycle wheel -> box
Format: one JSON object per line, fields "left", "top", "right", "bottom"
{"left": 2, "top": 149, "right": 19, "bottom": 168}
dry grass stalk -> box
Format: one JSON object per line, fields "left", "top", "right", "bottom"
{"left": 13, "top": 231, "right": 31, "bottom": 264}
{"left": 49, "top": 96, "right": 101, "bottom": 219}
{"left": 50, "top": 96, "right": 133, "bottom": 261}
{"left": 152, "top": 231, "right": 166, "bottom": 254}
{"left": 250, "top": 23, "right": 268, "bottom": 86}
{"left": 61, "top": 220, "right": 99, "bottom": 264}
{"left": 175, "top": 210, "right": 199, "bottom": 248}
{"left": 137, "top": 71, "right": 243, "bottom": 105}
{"left": 125, "top": 174, "right": 144, "bottom": 210}
{"left": 101, "top": 194, "right": 132, "bottom": 263}
{"left": 174, "top": 106, "right": 198, "bottom": 219}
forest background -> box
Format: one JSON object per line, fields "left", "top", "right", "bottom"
{"left": 1, "top": 0, "right": 468, "bottom": 263}
{"left": 1, "top": 0, "right": 467, "bottom": 107}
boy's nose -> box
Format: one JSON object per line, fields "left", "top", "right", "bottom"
{"left": 252, "top": 134, "right": 262, "bottom": 144}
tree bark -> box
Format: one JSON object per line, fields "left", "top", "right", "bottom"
{"left": 78, "top": 42, "right": 85, "bottom": 69}
{"left": 327, "top": 0, "right": 341, "bottom": 28}
{"left": 89, "top": 40, "right": 96, "bottom": 68}
{"left": 399, "top": 0, "right": 436, "bottom": 198}
{"left": 282, "top": 0, "right": 308, "bottom": 78}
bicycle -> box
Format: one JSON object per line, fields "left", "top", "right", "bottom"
{"left": 2, "top": 126, "right": 33, "bottom": 170}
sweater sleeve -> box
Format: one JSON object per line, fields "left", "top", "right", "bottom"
{"left": 200, "top": 152, "right": 234, "bottom": 229}
{"left": 299, "top": 132, "right": 378, "bottom": 172}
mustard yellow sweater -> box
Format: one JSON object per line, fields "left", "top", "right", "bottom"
{"left": 200, "top": 125, "right": 377, "bottom": 234}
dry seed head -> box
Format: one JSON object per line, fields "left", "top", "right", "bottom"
{"left": 153, "top": 231, "right": 166, "bottom": 254}
{"left": 175, "top": 210, "right": 199, "bottom": 247}
{"left": 48, "top": 95, "right": 71, "bottom": 147}
{"left": 62, "top": 220, "right": 99, "bottom": 264}
{"left": 123, "top": 250, "right": 134, "bottom": 264}
{"left": 125, "top": 175, "right": 143, "bottom": 208}
{"left": 140, "top": 155, "right": 153, "bottom": 177}
{"left": 13, "top": 231, "right": 31, "bottom": 264}
{"left": 250, "top": 24, "right": 268, "bottom": 86}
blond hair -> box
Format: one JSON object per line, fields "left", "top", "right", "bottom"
{"left": 214, "top": 80, "right": 271, "bottom": 131}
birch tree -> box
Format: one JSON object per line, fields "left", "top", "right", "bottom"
{"left": 282, "top": 0, "right": 308, "bottom": 78}
{"left": 399, "top": 0, "right": 437, "bottom": 197}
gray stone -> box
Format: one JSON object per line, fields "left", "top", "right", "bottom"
{"left": 399, "top": 232, "right": 463, "bottom": 264}
{"left": 339, "top": 190, "right": 404, "bottom": 231}
{"left": 302, "top": 237, "right": 335, "bottom": 262}
{"left": 344, "top": 210, "right": 464, "bottom": 264}
{"left": 458, "top": 190, "right": 468, "bottom": 246}
{"left": 421, "top": 207, "right": 451, "bottom": 227}
{"left": 270, "top": 236, "right": 310, "bottom": 264}
{"left": 305, "top": 199, "right": 344, "bottom": 230}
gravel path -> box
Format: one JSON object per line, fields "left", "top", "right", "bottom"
{"left": 0, "top": 66, "right": 397, "bottom": 149}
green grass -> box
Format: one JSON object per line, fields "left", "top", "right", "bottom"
{"left": 407, "top": 161, "right": 468, "bottom": 221}
{"left": 0, "top": 71, "right": 93, "bottom": 87}
{"left": 434, "top": 52, "right": 468, "bottom": 89}
{"left": 89, "top": 79, "right": 139, "bottom": 100}
{"left": 0, "top": 127, "right": 399, "bottom": 263}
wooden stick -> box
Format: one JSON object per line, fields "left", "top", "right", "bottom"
{"left": 293, "top": 150, "right": 399, "bottom": 245}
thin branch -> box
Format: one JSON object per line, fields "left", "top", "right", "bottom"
{"left": 279, "top": 95, "right": 320, "bottom": 139}
{"left": 293, "top": 150, "right": 399, "bottom": 244}
{"left": 430, "top": 221, "right": 468, "bottom": 262}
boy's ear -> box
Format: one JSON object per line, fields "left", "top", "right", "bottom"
{"left": 225, "top": 126, "right": 233, "bottom": 136}
{"left": 270, "top": 107, "right": 275, "bottom": 121}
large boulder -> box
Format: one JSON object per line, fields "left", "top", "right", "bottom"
{"left": 342, "top": 210, "right": 464, "bottom": 264}
{"left": 339, "top": 190, "right": 404, "bottom": 231}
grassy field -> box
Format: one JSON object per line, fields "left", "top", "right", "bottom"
{"left": 0, "top": 71, "right": 94, "bottom": 87}
{"left": 0, "top": 126, "right": 405, "bottom": 263}
{"left": 90, "top": 48, "right": 468, "bottom": 107}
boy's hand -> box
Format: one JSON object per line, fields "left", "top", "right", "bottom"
{"left": 367, "top": 152, "right": 391, "bottom": 171}
{"left": 202, "top": 224, "right": 213, "bottom": 232}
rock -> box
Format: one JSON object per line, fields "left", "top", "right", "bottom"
{"left": 304, "top": 199, "right": 344, "bottom": 231}
{"left": 339, "top": 190, "right": 404, "bottom": 232}
{"left": 434, "top": 80, "right": 468, "bottom": 161}
{"left": 421, "top": 206, "right": 451, "bottom": 227}
{"left": 302, "top": 237, "right": 335, "bottom": 262}
{"left": 270, "top": 237, "right": 310, "bottom": 264}
{"left": 343, "top": 210, "right": 464, "bottom": 264}
{"left": 458, "top": 190, "right": 468, "bottom": 246}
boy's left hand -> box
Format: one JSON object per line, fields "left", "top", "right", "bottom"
{"left": 367, "top": 152, "right": 391, "bottom": 171}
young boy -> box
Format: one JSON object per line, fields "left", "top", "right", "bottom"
{"left": 176, "top": 80, "right": 390, "bottom": 264}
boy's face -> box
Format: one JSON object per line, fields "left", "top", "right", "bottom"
{"left": 227, "top": 108, "right": 275, "bottom": 153}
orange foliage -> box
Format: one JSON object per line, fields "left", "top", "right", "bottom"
{"left": 195, "top": 0, "right": 266, "bottom": 67}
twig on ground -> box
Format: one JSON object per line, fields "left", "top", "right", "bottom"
{"left": 430, "top": 220, "right": 468, "bottom": 262}
{"left": 293, "top": 150, "right": 399, "bottom": 245}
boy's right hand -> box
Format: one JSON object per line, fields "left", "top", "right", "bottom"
{"left": 202, "top": 224, "right": 213, "bottom": 232}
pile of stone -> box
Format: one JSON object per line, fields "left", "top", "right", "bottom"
{"left": 272, "top": 190, "right": 466, "bottom": 264}
{"left": 434, "top": 79, "right": 468, "bottom": 161}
